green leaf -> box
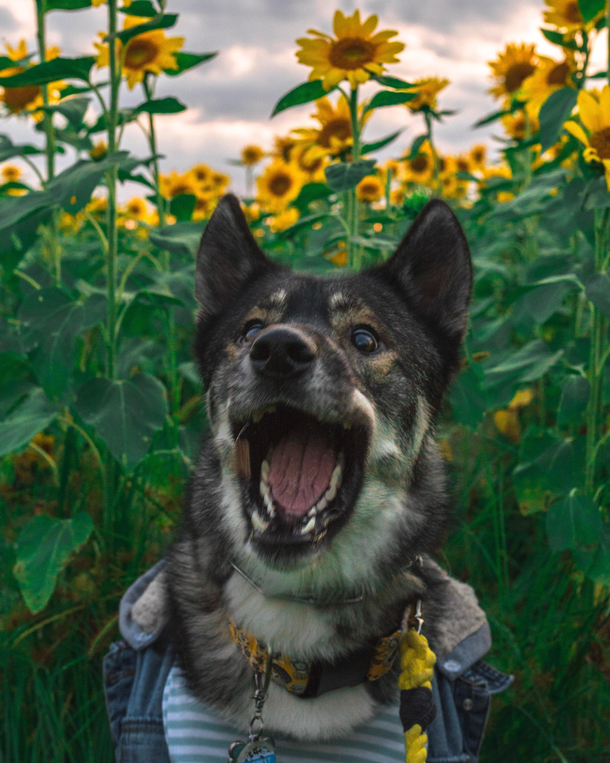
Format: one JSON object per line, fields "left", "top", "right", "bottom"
{"left": 473, "top": 108, "right": 514, "bottom": 129}
{"left": 546, "top": 492, "right": 601, "bottom": 552}
{"left": 371, "top": 74, "right": 416, "bottom": 90}
{"left": 587, "top": 525, "right": 610, "bottom": 584}
{"left": 293, "top": 182, "right": 333, "bottom": 211}
{"left": 45, "top": 97, "right": 90, "bottom": 128}
{"left": 584, "top": 176, "right": 610, "bottom": 209}
{"left": 0, "top": 387, "right": 58, "bottom": 458}
{"left": 18, "top": 288, "right": 85, "bottom": 398}
{"left": 134, "top": 97, "right": 187, "bottom": 115}
{"left": 276, "top": 212, "right": 335, "bottom": 238}
{"left": 557, "top": 376, "right": 590, "bottom": 426}
{"left": 485, "top": 340, "right": 563, "bottom": 386}
{"left": 118, "top": 0, "right": 158, "bottom": 16}
{"left": 164, "top": 51, "right": 218, "bottom": 77}
{"left": 75, "top": 374, "right": 168, "bottom": 469}
{"left": 0, "top": 135, "right": 42, "bottom": 163}
{"left": 360, "top": 130, "right": 403, "bottom": 155}
{"left": 405, "top": 135, "right": 428, "bottom": 159}
{"left": 0, "top": 57, "right": 95, "bottom": 87}
{"left": 272, "top": 80, "right": 338, "bottom": 117}
{"left": 364, "top": 90, "right": 417, "bottom": 114}
{"left": 585, "top": 273, "right": 610, "bottom": 317}
{"left": 325, "top": 160, "right": 376, "bottom": 193}
{"left": 109, "top": 14, "right": 178, "bottom": 45}
{"left": 539, "top": 87, "right": 578, "bottom": 151}
{"left": 149, "top": 221, "right": 206, "bottom": 257}
{"left": 169, "top": 193, "right": 196, "bottom": 221}
{"left": 13, "top": 513, "right": 93, "bottom": 614}
{"left": 81, "top": 294, "right": 107, "bottom": 330}
{"left": 449, "top": 365, "right": 489, "bottom": 428}
{"left": 512, "top": 280, "right": 576, "bottom": 327}
{"left": 578, "top": 0, "right": 605, "bottom": 23}
{"left": 47, "top": 0, "right": 92, "bottom": 9}
{"left": 541, "top": 28, "right": 574, "bottom": 49}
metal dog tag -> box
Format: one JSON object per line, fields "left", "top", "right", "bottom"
{"left": 228, "top": 738, "right": 276, "bottom": 763}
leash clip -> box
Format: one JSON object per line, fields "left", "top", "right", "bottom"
{"left": 248, "top": 644, "right": 273, "bottom": 742}
{"left": 408, "top": 598, "right": 424, "bottom": 635}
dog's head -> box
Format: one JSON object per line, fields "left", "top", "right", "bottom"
{"left": 193, "top": 194, "right": 471, "bottom": 582}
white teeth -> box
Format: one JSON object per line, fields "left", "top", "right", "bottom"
{"left": 316, "top": 496, "right": 327, "bottom": 512}
{"left": 300, "top": 516, "right": 316, "bottom": 535}
{"left": 261, "top": 459, "right": 270, "bottom": 481}
{"left": 306, "top": 506, "right": 317, "bottom": 518}
{"left": 264, "top": 492, "right": 275, "bottom": 518}
{"left": 324, "top": 484, "right": 337, "bottom": 502}
{"left": 251, "top": 511, "right": 269, "bottom": 532}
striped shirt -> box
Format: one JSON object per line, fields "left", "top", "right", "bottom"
{"left": 162, "top": 665, "right": 408, "bottom": 763}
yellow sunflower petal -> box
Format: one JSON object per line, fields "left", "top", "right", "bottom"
{"left": 599, "top": 85, "right": 610, "bottom": 124}
{"left": 578, "top": 89, "right": 603, "bottom": 133}
{"left": 563, "top": 120, "right": 589, "bottom": 145}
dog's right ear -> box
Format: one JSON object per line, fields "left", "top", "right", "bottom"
{"left": 195, "top": 194, "right": 274, "bottom": 321}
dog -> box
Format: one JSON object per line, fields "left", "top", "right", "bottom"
{"left": 163, "top": 192, "right": 474, "bottom": 743}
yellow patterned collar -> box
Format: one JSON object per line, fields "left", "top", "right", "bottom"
{"left": 228, "top": 618, "right": 404, "bottom": 699}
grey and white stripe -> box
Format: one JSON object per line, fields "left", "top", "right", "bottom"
{"left": 163, "top": 666, "right": 407, "bottom": 763}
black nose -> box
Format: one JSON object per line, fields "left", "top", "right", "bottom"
{"left": 250, "top": 326, "right": 317, "bottom": 379}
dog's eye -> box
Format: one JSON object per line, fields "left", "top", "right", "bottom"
{"left": 241, "top": 322, "right": 264, "bottom": 343}
{"left": 351, "top": 328, "right": 378, "bottom": 354}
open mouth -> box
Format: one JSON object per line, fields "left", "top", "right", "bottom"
{"left": 231, "top": 404, "right": 368, "bottom": 552}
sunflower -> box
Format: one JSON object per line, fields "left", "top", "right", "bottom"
{"left": 521, "top": 54, "right": 576, "bottom": 119}
{"left": 543, "top": 0, "right": 604, "bottom": 33}
{"left": 210, "top": 171, "right": 230, "bottom": 191}
{"left": 296, "top": 10, "right": 404, "bottom": 91}
{"left": 406, "top": 77, "right": 449, "bottom": 113}
{"left": 292, "top": 144, "right": 328, "bottom": 182}
{"left": 488, "top": 43, "right": 538, "bottom": 102}
{"left": 272, "top": 135, "right": 297, "bottom": 163}
{"left": 124, "top": 197, "right": 149, "bottom": 220}
{"left": 455, "top": 154, "right": 473, "bottom": 175}
{"left": 269, "top": 206, "right": 300, "bottom": 233}
{"left": 190, "top": 163, "right": 212, "bottom": 187}
{"left": 242, "top": 202, "right": 261, "bottom": 224}
{"left": 565, "top": 87, "right": 610, "bottom": 189}
{"left": 469, "top": 144, "right": 487, "bottom": 171}
{"left": 256, "top": 159, "right": 305, "bottom": 212}
{"left": 160, "top": 171, "right": 198, "bottom": 199}
{"left": 0, "top": 40, "right": 63, "bottom": 117}
{"left": 293, "top": 95, "right": 354, "bottom": 157}
{"left": 403, "top": 141, "right": 435, "bottom": 185}
{"left": 89, "top": 139, "right": 108, "bottom": 161}
{"left": 240, "top": 145, "right": 265, "bottom": 166}
{"left": 479, "top": 164, "right": 513, "bottom": 202}
{"left": 95, "top": 16, "right": 183, "bottom": 89}
{"left": 1, "top": 164, "right": 21, "bottom": 183}
{"left": 357, "top": 174, "right": 384, "bottom": 202}
{"left": 502, "top": 109, "right": 539, "bottom": 140}
{"left": 192, "top": 193, "right": 219, "bottom": 222}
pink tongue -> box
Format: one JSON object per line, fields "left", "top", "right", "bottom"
{"left": 268, "top": 423, "right": 336, "bottom": 519}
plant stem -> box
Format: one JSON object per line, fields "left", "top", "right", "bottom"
{"left": 584, "top": 208, "right": 609, "bottom": 496}
{"left": 35, "top": 0, "right": 55, "bottom": 182}
{"left": 105, "top": 0, "right": 119, "bottom": 382}
{"left": 424, "top": 110, "right": 440, "bottom": 193}
{"left": 143, "top": 76, "right": 180, "bottom": 417}
{"left": 347, "top": 86, "right": 361, "bottom": 269}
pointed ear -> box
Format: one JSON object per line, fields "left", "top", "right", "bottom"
{"left": 195, "top": 194, "right": 275, "bottom": 320}
{"left": 375, "top": 199, "right": 472, "bottom": 342}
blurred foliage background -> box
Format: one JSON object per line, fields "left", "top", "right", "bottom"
{"left": 1, "top": 0, "right": 610, "bottom": 761}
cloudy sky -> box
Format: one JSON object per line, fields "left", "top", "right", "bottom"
{"left": 0, "top": 0, "right": 606, "bottom": 195}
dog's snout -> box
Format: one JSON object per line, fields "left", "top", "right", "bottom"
{"left": 250, "top": 326, "right": 317, "bottom": 378}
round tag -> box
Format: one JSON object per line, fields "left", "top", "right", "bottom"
{"left": 231, "top": 737, "right": 276, "bottom": 763}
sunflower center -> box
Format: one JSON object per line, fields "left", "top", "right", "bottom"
{"left": 125, "top": 37, "right": 159, "bottom": 69}
{"left": 2, "top": 65, "right": 40, "bottom": 112}
{"left": 547, "top": 62, "right": 570, "bottom": 86}
{"left": 457, "top": 158, "right": 470, "bottom": 173}
{"left": 504, "top": 62, "right": 536, "bottom": 93}
{"left": 329, "top": 38, "right": 376, "bottom": 70}
{"left": 318, "top": 117, "right": 352, "bottom": 148}
{"left": 268, "top": 171, "right": 293, "bottom": 197}
{"left": 410, "top": 154, "right": 430, "bottom": 174}
{"left": 565, "top": 2, "right": 582, "bottom": 23}
{"left": 169, "top": 183, "right": 194, "bottom": 197}
{"left": 590, "top": 127, "right": 610, "bottom": 159}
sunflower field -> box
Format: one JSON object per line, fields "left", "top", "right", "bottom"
{"left": 1, "top": 0, "right": 610, "bottom": 760}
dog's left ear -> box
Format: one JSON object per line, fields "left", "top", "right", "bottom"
{"left": 373, "top": 199, "right": 472, "bottom": 343}
{"left": 195, "top": 194, "right": 276, "bottom": 321}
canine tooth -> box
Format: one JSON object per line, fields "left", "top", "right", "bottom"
{"left": 235, "top": 439, "right": 251, "bottom": 479}
{"left": 261, "top": 459, "right": 270, "bottom": 481}
{"left": 251, "top": 511, "right": 269, "bottom": 533}
{"left": 264, "top": 492, "right": 275, "bottom": 517}
{"left": 306, "top": 506, "right": 318, "bottom": 518}
{"left": 259, "top": 480, "right": 266, "bottom": 498}
{"left": 325, "top": 484, "right": 337, "bottom": 502}
{"left": 300, "top": 516, "right": 316, "bottom": 535}
{"left": 251, "top": 411, "right": 264, "bottom": 423}
{"left": 265, "top": 405, "right": 276, "bottom": 414}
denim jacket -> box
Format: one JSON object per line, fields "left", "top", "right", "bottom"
{"left": 104, "top": 562, "right": 512, "bottom": 763}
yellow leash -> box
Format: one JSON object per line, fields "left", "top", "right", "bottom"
{"left": 398, "top": 603, "right": 437, "bottom": 763}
